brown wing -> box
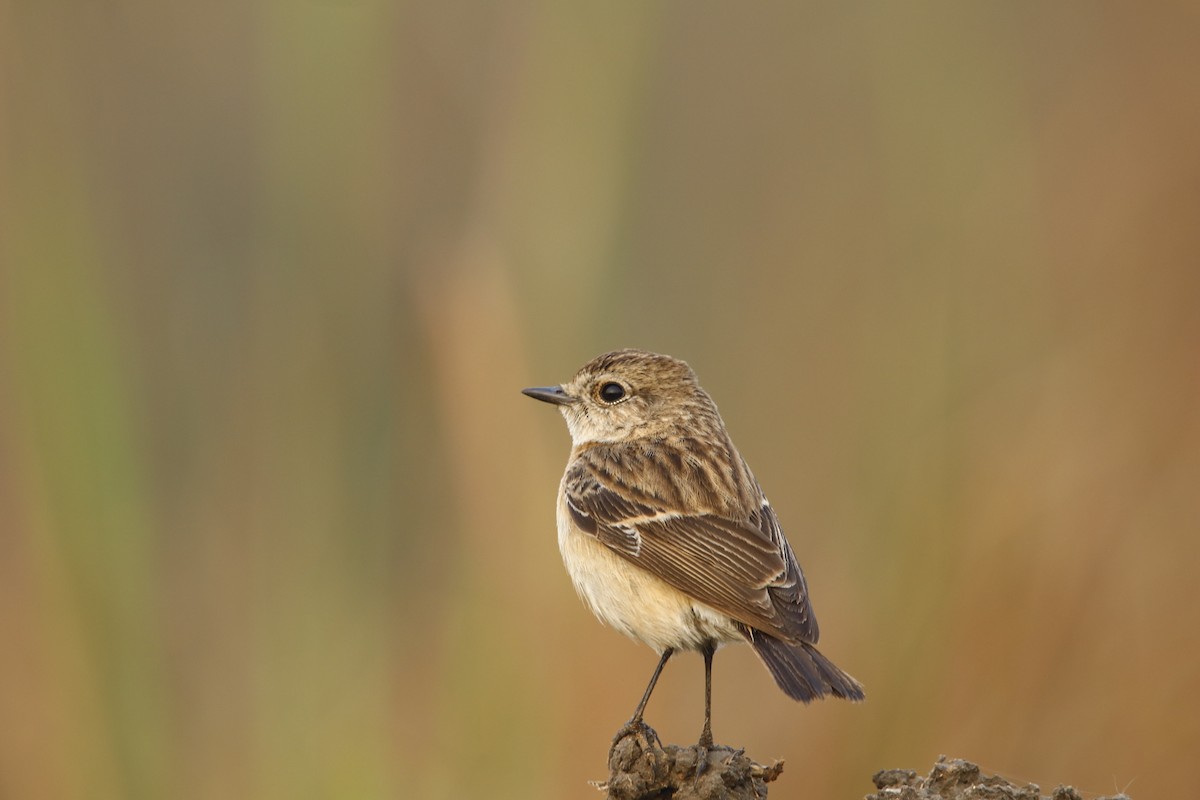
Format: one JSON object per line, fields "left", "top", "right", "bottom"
{"left": 564, "top": 456, "right": 819, "bottom": 644}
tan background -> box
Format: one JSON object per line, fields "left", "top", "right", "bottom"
{"left": 2, "top": 3, "right": 1198, "bottom": 799}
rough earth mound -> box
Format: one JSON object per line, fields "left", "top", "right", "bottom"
{"left": 600, "top": 725, "right": 782, "bottom": 800}
{"left": 601, "top": 730, "right": 1131, "bottom": 800}
{"left": 868, "top": 757, "right": 1131, "bottom": 800}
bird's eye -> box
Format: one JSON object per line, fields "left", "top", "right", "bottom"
{"left": 599, "top": 382, "right": 626, "bottom": 403}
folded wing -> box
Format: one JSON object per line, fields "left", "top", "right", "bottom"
{"left": 564, "top": 454, "right": 818, "bottom": 644}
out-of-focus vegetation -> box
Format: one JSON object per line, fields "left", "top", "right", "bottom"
{"left": 2, "top": 4, "right": 1198, "bottom": 799}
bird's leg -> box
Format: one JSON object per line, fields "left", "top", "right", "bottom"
{"left": 610, "top": 648, "right": 673, "bottom": 755}
{"left": 695, "top": 642, "right": 716, "bottom": 778}
{"left": 630, "top": 647, "right": 673, "bottom": 726}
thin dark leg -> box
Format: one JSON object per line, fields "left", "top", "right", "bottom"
{"left": 630, "top": 647, "right": 674, "bottom": 724}
{"left": 610, "top": 648, "right": 674, "bottom": 757}
{"left": 699, "top": 643, "right": 715, "bottom": 747}
{"left": 695, "top": 642, "right": 716, "bottom": 778}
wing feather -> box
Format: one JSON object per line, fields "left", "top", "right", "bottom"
{"left": 564, "top": 453, "right": 819, "bottom": 643}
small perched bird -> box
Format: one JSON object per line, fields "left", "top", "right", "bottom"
{"left": 523, "top": 349, "right": 863, "bottom": 756}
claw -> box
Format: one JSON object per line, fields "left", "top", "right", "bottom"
{"left": 694, "top": 722, "right": 714, "bottom": 779}
{"left": 608, "top": 718, "right": 661, "bottom": 761}
{"left": 694, "top": 743, "right": 710, "bottom": 779}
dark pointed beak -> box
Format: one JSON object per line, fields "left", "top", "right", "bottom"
{"left": 522, "top": 385, "right": 576, "bottom": 406}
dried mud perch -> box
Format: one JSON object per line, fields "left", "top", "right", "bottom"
{"left": 599, "top": 724, "right": 783, "bottom": 800}
{"left": 600, "top": 738, "right": 1133, "bottom": 800}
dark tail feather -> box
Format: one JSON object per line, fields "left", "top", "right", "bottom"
{"left": 746, "top": 631, "right": 865, "bottom": 703}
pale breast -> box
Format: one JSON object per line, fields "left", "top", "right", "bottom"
{"left": 555, "top": 492, "right": 742, "bottom": 652}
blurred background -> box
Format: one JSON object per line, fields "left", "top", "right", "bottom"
{"left": 2, "top": 3, "right": 1198, "bottom": 799}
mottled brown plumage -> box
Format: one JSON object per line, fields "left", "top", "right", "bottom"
{"left": 524, "top": 349, "right": 863, "bottom": 752}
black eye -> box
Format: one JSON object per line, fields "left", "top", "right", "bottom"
{"left": 599, "top": 382, "right": 626, "bottom": 403}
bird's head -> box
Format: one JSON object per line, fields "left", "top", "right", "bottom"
{"left": 523, "top": 349, "right": 720, "bottom": 446}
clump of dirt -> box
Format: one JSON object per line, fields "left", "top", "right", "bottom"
{"left": 598, "top": 724, "right": 783, "bottom": 800}
{"left": 600, "top": 740, "right": 1135, "bottom": 800}
{"left": 867, "top": 756, "right": 1132, "bottom": 800}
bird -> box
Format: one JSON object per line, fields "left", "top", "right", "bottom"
{"left": 522, "top": 348, "right": 863, "bottom": 760}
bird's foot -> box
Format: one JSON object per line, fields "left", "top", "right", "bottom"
{"left": 693, "top": 731, "right": 714, "bottom": 779}
{"left": 609, "top": 718, "right": 662, "bottom": 761}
